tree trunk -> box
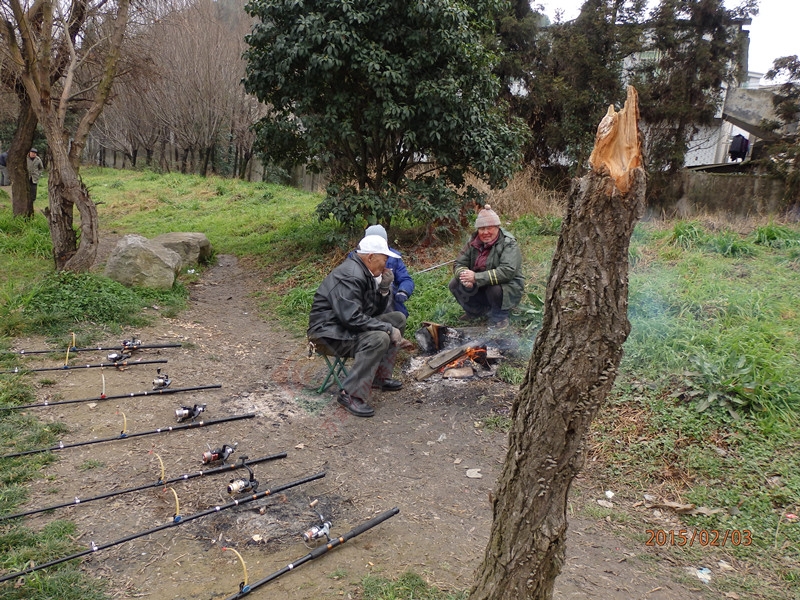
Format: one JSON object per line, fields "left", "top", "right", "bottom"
{"left": 45, "top": 137, "right": 99, "bottom": 271}
{"left": 469, "top": 86, "right": 645, "bottom": 600}
{"left": 9, "top": 102, "right": 38, "bottom": 217}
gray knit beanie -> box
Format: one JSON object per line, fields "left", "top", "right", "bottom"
{"left": 364, "top": 224, "right": 388, "bottom": 241}
{"left": 474, "top": 204, "right": 501, "bottom": 228}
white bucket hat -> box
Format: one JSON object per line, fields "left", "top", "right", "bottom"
{"left": 357, "top": 234, "right": 400, "bottom": 258}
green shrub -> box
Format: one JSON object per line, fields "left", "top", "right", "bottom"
{"left": 669, "top": 220, "right": 706, "bottom": 249}
{"left": 705, "top": 231, "right": 755, "bottom": 257}
{"left": 752, "top": 223, "right": 800, "bottom": 248}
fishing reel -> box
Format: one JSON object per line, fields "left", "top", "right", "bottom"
{"left": 227, "top": 459, "right": 258, "bottom": 495}
{"left": 302, "top": 499, "right": 331, "bottom": 543}
{"left": 175, "top": 403, "right": 205, "bottom": 422}
{"left": 121, "top": 337, "right": 142, "bottom": 351}
{"left": 202, "top": 442, "right": 237, "bottom": 464}
{"left": 153, "top": 368, "right": 172, "bottom": 390}
{"left": 107, "top": 350, "right": 132, "bottom": 364}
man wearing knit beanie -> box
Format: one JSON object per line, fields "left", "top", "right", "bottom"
{"left": 363, "top": 224, "right": 415, "bottom": 317}
{"left": 449, "top": 205, "right": 525, "bottom": 328}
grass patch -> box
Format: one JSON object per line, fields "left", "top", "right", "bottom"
{"left": 481, "top": 414, "right": 513, "bottom": 432}
{"left": 361, "top": 572, "right": 467, "bottom": 600}
{"left": 496, "top": 363, "right": 525, "bottom": 386}
{"left": 77, "top": 459, "right": 105, "bottom": 471}
{"left": 0, "top": 521, "right": 108, "bottom": 600}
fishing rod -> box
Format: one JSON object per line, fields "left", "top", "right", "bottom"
{"left": 1, "top": 339, "right": 182, "bottom": 356}
{"left": 417, "top": 259, "right": 455, "bottom": 273}
{"left": 0, "top": 384, "right": 222, "bottom": 411}
{"left": 223, "top": 507, "right": 400, "bottom": 598}
{"left": 0, "top": 452, "right": 287, "bottom": 522}
{"left": 0, "top": 413, "right": 256, "bottom": 460}
{"left": 0, "top": 358, "right": 168, "bottom": 375}
{"left": 0, "top": 471, "right": 327, "bottom": 585}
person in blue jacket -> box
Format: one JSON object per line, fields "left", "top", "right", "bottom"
{"left": 363, "top": 224, "right": 415, "bottom": 317}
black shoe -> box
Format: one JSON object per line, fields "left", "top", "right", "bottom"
{"left": 337, "top": 390, "right": 374, "bottom": 417}
{"left": 372, "top": 378, "right": 403, "bottom": 391}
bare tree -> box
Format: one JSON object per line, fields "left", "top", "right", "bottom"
{"left": 85, "top": 0, "right": 264, "bottom": 178}
{"left": 2, "top": 0, "right": 131, "bottom": 271}
{"left": 469, "top": 86, "right": 646, "bottom": 600}
{"left": 142, "top": 0, "right": 255, "bottom": 175}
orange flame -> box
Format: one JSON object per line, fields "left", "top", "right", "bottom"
{"left": 441, "top": 346, "right": 487, "bottom": 372}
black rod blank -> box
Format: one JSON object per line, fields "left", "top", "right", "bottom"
{"left": 0, "top": 472, "right": 327, "bottom": 584}
{"left": 0, "top": 384, "right": 223, "bottom": 411}
{"left": 2, "top": 343, "right": 183, "bottom": 355}
{"left": 224, "top": 507, "right": 400, "bottom": 599}
{"left": 0, "top": 452, "right": 288, "bottom": 522}
{"left": 0, "top": 413, "right": 256, "bottom": 459}
{"left": 0, "top": 358, "right": 168, "bottom": 375}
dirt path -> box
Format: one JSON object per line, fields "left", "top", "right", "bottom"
{"left": 12, "top": 253, "right": 716, "bottom": 599}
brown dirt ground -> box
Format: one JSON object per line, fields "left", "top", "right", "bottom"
{"left": 7, "top": 251, "right": 739, "bottom": 600}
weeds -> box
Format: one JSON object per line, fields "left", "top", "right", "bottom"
{"left": 676, "top": 352, "right": 756, "bottom": 418}
{"left": 669, "top": 220, "right": 707, "bottom": 249}
{"left": 752, "top": 223, "right": 800, "bottom": 248}
{"left": 361, "top": 572, "right": 467, "bottom": 600}
{"left": 481, "top": 413, "right": 513, "bottom": 432}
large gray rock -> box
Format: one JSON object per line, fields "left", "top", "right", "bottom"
{"left": 152, "top": 232, "right": 212, "bottom": 267}
{"left": 104, "top": 234, "right": 182, "bottom": 289}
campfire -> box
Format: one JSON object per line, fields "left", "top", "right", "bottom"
{"left": 415, "top": 323, "right": 502, "bottom": 381}
{"left": 441, "top": 346, "right": 488, "bottom": 378}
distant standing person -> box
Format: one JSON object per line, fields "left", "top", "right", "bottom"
{"left": 449, "top": 204, "right": 525, "bottom": 329}
{"left": 0, "top": 151, "right": 8, "bottom": 186}
{"left": 27, "top": 148, "right": 44, "bottom": 204}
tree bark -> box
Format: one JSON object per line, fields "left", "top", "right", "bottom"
{"left": 9, "top": 102, "right": 38, "bottom": 217}
{"left": 469, "top": 86, "right": 645, "bottom": 600}
{"left": 44, "top": 127, "right": 98, "bottom": 272}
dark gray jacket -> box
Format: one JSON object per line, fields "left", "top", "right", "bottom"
{"left": 308, "top": 254, "right": 392, "bottom": 341}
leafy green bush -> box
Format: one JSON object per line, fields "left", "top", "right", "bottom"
{"left": 317, "top": 178, "right": 485, "bottom": 232}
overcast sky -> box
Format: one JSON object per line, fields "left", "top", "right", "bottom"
{"left": 537, "top": 0, "right": 799, "bottom": 77}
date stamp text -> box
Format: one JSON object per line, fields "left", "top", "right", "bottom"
{"left": 645, "top": 529, "right": 752, "bottom": 547}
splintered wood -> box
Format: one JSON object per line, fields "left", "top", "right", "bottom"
{"left": 588, "top": 85, "right": 642, "bottom": 193}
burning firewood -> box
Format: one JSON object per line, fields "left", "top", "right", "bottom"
{"left": 415, "top": 342, "right": 489, "bottom": 381}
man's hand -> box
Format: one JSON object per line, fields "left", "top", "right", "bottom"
{"left": 390, "top": 327, "right": 403, "bottom": 345}
{"left": 390, "top": 327, "right": 415, "bottom": 350}
{"left": 458, "top": 269, "right": 476, "bottom": 287}
{"left": 395, "top": 291, "right": 408, "bottom": 305}
{"left": 379, "top": 268, "right": 394, "bottom": 293}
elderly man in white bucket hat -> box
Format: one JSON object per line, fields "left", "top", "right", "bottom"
{"left": 308, "top": 234, "right": 412, "bottom": 417}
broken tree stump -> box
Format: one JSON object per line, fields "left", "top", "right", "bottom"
{"left": 470, "top": 86, "right": 646, "bottom": 600}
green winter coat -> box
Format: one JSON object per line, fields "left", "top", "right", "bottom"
{"left": 453, "top": 227, "right": 525, "bottom": 310}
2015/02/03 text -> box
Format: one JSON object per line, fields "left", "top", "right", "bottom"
{"left": 645, "top": 529, "right": 752, "bottom": 547}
